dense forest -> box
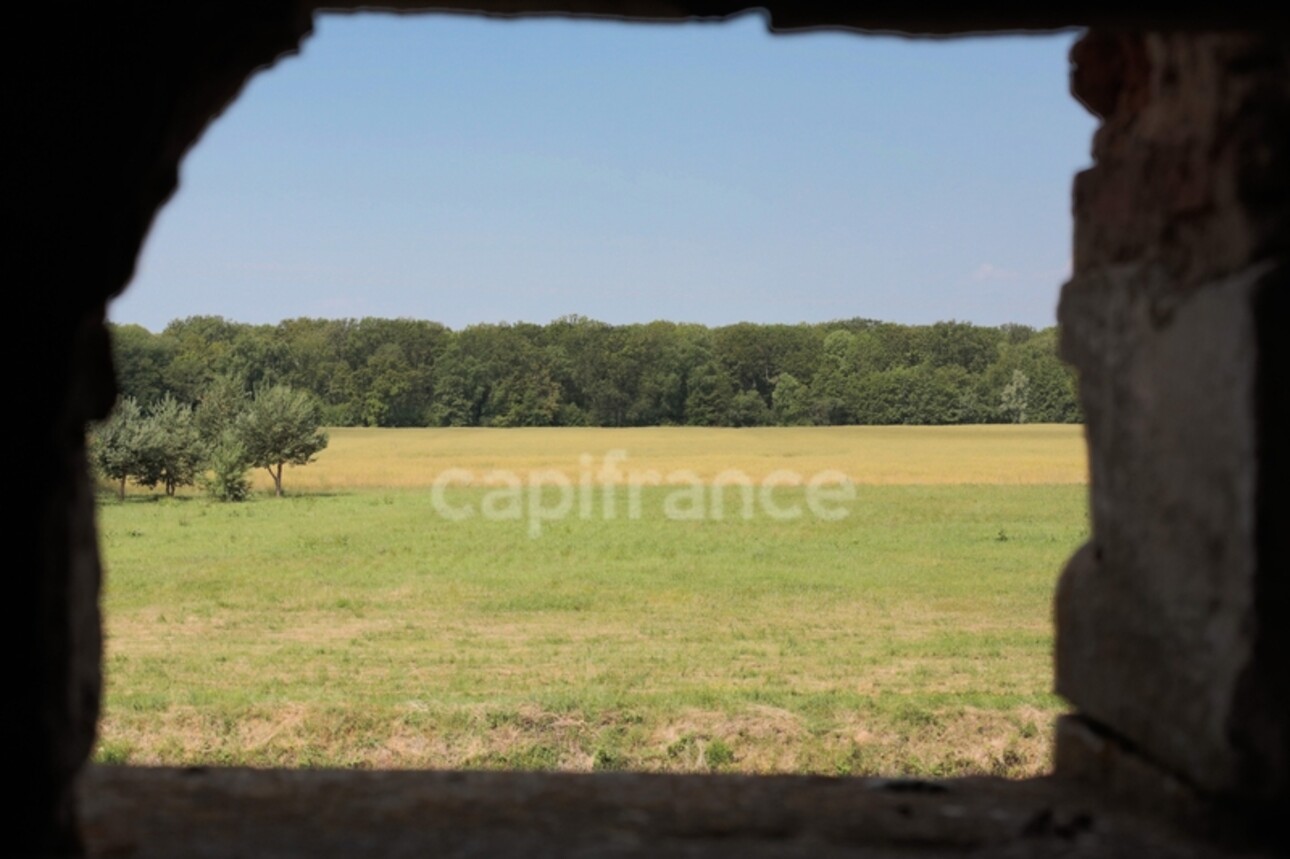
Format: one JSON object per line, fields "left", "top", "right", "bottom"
{"left": 110, "top": 315, "right": 1080, "bottom": 427}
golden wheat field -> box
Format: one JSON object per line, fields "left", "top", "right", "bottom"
{"left": 248, "top": 424, "right": 1088, "bottom": 493}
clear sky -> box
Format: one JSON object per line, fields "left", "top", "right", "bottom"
{"left": 110, "top": 13, "right": 1094, "bottom": 332}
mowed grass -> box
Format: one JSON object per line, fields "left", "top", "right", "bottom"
{"left": 96, "top": 426, "right": 1087, "bottom": 776}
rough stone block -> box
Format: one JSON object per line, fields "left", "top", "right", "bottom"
{"left": 1056, "top": 262, "right": 1283, "bottom": 807}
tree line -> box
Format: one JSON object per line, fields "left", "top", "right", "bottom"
{"left": 110, "top": 315, "right": 1081, "bottom": 429}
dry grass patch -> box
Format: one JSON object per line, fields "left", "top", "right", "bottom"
{"left": 96, "top": 701, "right": 1054, "bottom": 777}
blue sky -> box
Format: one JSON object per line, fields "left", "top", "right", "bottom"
{"left": 111, "top": 13, "right": 1094, "bottom": 331}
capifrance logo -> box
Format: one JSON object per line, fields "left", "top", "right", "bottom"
{"left": 429, "top": 449, "right": 855, "bottom": 537}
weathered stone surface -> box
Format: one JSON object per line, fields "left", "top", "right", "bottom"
{"left": 79, "top": 766, "right": 1264, "bottom": 859}
{"left": 1056, "top": 28, "right": 1289, "bottom": 828}
{"left": 1054, "top": 715, "right": 1269, "bottom": 847}
{"left": 1071, "top": 34, "right": 1290, "bottom": 286}
{"left": 1057, "top": 263, "right": 1264, "bottom": 792}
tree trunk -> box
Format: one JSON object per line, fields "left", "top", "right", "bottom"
{"left": 118, "top": 475, "right": 126, "bottom": 502}
{"left": 272, "top": 464, "right": 283, "bottom": 497}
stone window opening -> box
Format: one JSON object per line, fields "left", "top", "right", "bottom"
{"left": 19, "top": 4, "right": 1286, "bottom": 857}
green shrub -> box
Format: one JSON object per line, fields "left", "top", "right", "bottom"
{"left": 202, "top": 431, "right": 252, "bottom": 502}
{"left": 706, "top": 738, "right": 735, "bottom": 769}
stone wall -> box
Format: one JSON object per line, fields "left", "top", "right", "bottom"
{"left": 1056, "top": 32, "right": 1287, "bottom": 838}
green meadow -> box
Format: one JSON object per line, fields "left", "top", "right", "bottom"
{"left": 95, "top": 426, "right": 1086, "bottom": 776}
